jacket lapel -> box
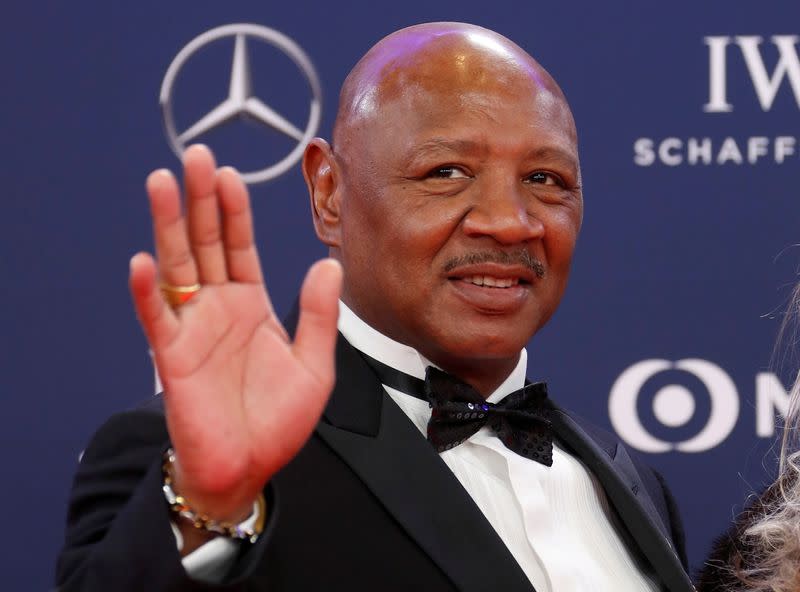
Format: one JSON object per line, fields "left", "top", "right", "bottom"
{"left": 285, "top": 307, "right": 690, "bottom": 591}
{"left": 316, "top": 334, "right": 534, "bottom": 592}
{"left": 549, "top": 406, "right": 694, "bottom": 592}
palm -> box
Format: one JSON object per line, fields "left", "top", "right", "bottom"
{"left": 129, "top": 145, "right": 341, "bottom": 519}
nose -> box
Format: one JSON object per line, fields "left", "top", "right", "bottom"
{"left": 461, "top": 181, "right": 544, "bottom": 245}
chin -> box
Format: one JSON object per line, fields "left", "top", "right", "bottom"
{"left": 434, "top": 327, "right": 531, "bottom": 362}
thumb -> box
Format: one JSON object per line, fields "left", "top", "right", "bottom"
{"left": 292, "top": 258, "right": 343, "bottom": 386}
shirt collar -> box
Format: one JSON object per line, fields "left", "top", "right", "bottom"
{"left": 337, "top": 300, "right": 528, "bottom": 403}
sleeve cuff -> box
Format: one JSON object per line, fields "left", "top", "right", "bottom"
{"left": 171, "top": 498, "right": 260, "bottom": 583}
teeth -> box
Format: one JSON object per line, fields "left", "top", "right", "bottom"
{"left": 463, "top": 276, "right": 519, "bottom": 288}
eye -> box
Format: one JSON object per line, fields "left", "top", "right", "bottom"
{"left": 426, "top": 166, "right": 470, "bottom": 179}
{"left": 525, "top": 171, "right": 563, "bottom": 186}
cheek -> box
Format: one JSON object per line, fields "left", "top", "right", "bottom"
{"left": 342, "top": 203, "right": 428, "bottom": 289}
{"left": 543, "top": 209, "right": 581, "bottom": 273}
{"left": 343, "top": 175, "right": 472, "bottom": 280}
{"left": 376, "top": 194, "right": 462, "bottom": 256}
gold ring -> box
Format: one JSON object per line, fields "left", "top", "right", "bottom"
{"left": 160, "top": 282, "right": 201, "bottom": 309}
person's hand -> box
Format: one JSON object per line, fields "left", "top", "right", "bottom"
{"left": 129, "top": 144, "right": 342, "bottom": 528}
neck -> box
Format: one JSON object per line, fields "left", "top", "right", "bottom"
{"left": 432, "top": 353, "right": 521, "bottom": 397}
{"left": 336, "top": 299, "right": 525, "bottom": 398}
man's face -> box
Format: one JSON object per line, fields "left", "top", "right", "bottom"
{"left": 334, "top": 43, "right": 583, "bottom": 375}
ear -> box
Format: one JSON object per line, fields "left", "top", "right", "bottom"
{"left": 302, "top": 138, "right": 342, "bottom": 247}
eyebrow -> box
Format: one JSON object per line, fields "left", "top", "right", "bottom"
{"left": 404, "top": 139, "right": 578, "bottom": 169}
{"left": 523, "top": 146, "right": 579, "bottom": 169}
{"left": 410, "top": 138, "right": 487, "bottom": 158}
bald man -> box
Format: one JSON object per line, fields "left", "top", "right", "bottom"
{"left": 57, "top": 23, "right": 694, "bottom": 592}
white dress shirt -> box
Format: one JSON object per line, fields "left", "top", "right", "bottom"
{"left": 181, "top": 301, "right": 659, "bottom": 591}
{"left": 337, "top": 302, "right": 658, "bottom": 592}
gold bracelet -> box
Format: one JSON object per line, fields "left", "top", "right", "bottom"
{"left": 161, "top": 448, "right": 266, "bottom": 543}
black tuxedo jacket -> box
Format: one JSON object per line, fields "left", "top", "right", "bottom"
{"left": 57, "top": 332, "right": 694, "bottom": 592}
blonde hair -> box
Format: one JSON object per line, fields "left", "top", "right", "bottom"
{"left": 734, "top": 283, "right": 800, "bottom": 592}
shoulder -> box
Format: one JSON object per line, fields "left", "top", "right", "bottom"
{"left": 553, "top": 404, "right": 689, "bottom": 565}
{"left": 66, "top": 399, "right": 171, "bottom": 527}
{"left": 553, "top": 404, "right": 663, "bottom": 490}
{"left": 79, "top": 397, "right": 168, "bottom": 464}
{"left": 57, "top": 399, "right": 174, "bottom": 586}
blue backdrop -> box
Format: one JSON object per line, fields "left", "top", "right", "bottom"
{"left": 3, "top": 1, "right": 800, "bottom": 588}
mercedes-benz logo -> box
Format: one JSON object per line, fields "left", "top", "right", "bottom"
{"left": 159, "top": 23, "right": 322, "bottom": 184}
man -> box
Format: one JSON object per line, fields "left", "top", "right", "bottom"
{"left": 57, "top": 22, "right": 693, "bottom": 591}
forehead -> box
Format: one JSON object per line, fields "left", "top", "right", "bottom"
{"left": 391, "top": 78, "right": 570, "bottom": 129}
{"left": 341, "top": 34, "right": 577, "bottom": 161}
{"left": 369, "top": 76, "right": 577, "bottom": 166}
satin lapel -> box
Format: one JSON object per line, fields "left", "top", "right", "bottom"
{"left": 549, "top": 407, "right": 694, "bottom": 592}
{"left": 316, "top": 336, "right": 534, "bottom": 592}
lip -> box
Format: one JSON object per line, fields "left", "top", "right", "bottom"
{"left": 444, "top": 263, "right": 536, "bottom": 313}
{"left": 445, "top": 262, "right": 539, "bottom": 284}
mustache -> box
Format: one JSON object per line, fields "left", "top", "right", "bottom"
{"left": 443, "top": 250, "right": 545, "bottom": 278}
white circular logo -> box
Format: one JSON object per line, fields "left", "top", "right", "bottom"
{"left": 160, "top": 23, "right": 323, "bottom": 184}
{"left": 609, "top": 359, "right": 739, "bottom": 453}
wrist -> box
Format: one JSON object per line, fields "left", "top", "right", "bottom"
{"left": 163, "top": 448, "right": 266, "bottom": 542}
{"left": 169, "top": 450, "right": 260, "bottom": 523}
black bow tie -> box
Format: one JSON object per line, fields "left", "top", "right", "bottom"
{"left": 360, "top": 353, "right": 553, "bottom": 466}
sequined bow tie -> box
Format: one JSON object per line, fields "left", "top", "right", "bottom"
{"left": 424, "top": 367, "right": 553, "bottom": 466}
{"left": 359, "top": 352, "right": 553, "bottom": 466}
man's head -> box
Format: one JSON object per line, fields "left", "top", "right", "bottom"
{"left": 303, "top": 22, "right": 583, "bottom": 392}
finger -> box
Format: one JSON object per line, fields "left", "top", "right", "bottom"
{"left": 148, "top": 169, "right": 198, "bottom": 287}
{"left": 129, "top": 252, "right": 180, "bottom": 350}
{"left": 217, "top": 166, "right": 264, "bottom": 285}
{"left": 184, "top": 144, "right": 228, "bottom": 284}
{"left": 293, "top": 259, "right": 343, "bottom": 386}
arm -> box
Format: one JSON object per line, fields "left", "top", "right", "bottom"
{"left": 56, "top": 409, "right": 280, "bottom": 591}
{"left": 57, "top": 145, "right": 342, "bottom": 589}
{"left": 57, "top": 411, "right": 226, "bottom": 591}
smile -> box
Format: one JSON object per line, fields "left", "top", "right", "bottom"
{"left": 461, "top": 276, "right": 521, "bottom": 288}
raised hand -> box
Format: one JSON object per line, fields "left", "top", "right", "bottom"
{"left": 128, "top": 144, "right": 342, "bottom": 529}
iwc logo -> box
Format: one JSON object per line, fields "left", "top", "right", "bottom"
{"left": 160, "top": 23, "right": 322, "bottom": 184}
{"left": 633, "top": 34, "right": 800, "bottom": 168}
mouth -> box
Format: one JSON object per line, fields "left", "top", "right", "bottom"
{"left": 445, "top": 264, "right": 537, "bottom": 313}
{"left": 445, "top": 262, "right": 538, "bottom": 286}
{"left": 457, "top": 275, "right": 525, "bottom": 289}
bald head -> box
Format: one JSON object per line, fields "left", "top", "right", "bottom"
{"left": 333, "top": 22, "right": 573, "bottom": 148}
